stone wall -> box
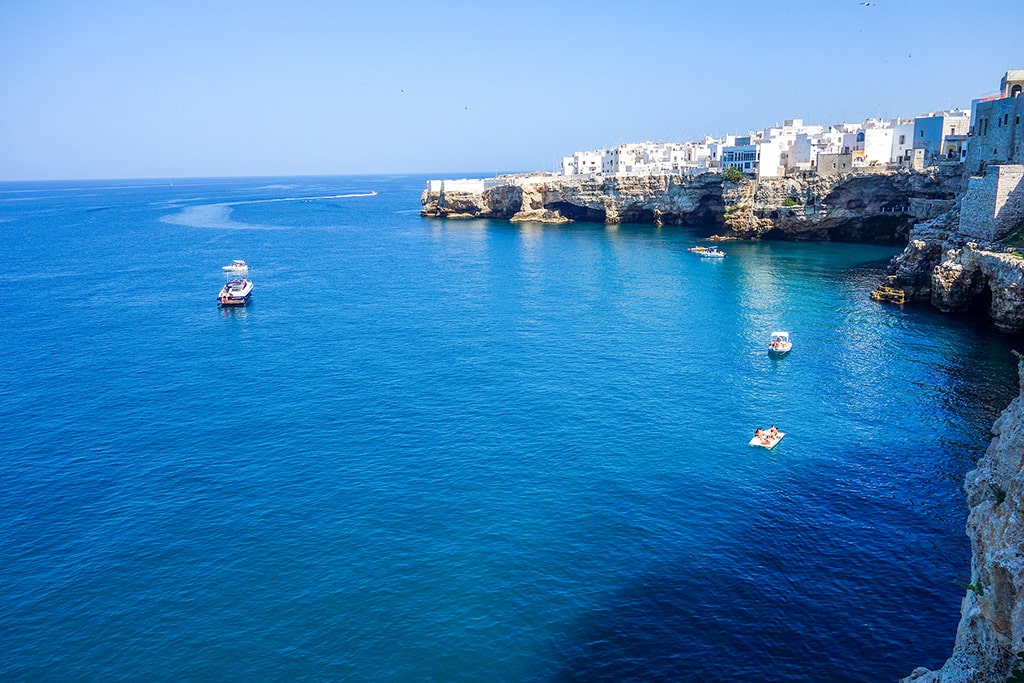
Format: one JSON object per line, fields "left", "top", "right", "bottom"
{"left": 816, "top": 153, "right": 854, "bottom": 177}
{"left": 959, "top": 165, "right": 1024, "bottom": 241}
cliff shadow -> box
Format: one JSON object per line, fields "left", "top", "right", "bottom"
{"left": 544, "top": 442, "right": 972, "bottom": 683}
{"left": 829, "top": 215, "right": 913, "bottom": 244}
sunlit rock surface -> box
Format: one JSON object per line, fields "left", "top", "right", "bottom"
{"left": 902, "top": 361, "right": 1024, "bottom": 683}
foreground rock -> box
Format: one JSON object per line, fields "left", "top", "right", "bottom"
{"left": 871, "top": 207, "right": 1024, "bottom": 333}
{"left": 902, "top": 358, "right": 1024, "bottom": 683}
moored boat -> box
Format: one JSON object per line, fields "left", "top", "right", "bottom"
{"left": 218, "top": 278, "right": 253, "bottom": 307}
{"left": 222, "top": 259, "right": 249, "bottom": 274}
{"left": 701, "top": 247, "right": 726, "bottom": 258}
{"left": 768, "top": 331, "right": 792, "bottom": 356}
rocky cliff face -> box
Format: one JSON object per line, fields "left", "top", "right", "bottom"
{"left": 421, "top": 167, "right": 961, "bottom": 243}
{"left": 871, "top": 207, "right": 1024, "bottom": 333}
{"left": 723, "top": 169, "right": 960, "bottom": 243}
{"left": 903, "top": 360, "right": 1024, "bottom": 683}
{"left": 422, "top": 174, "right": 725, "bottom": 226}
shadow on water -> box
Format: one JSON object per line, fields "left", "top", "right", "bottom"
{"left": 547, "top": 445, "right": 974, "bottom": 683}
{"left": 544, "top": 329, "right": 1017, "bottom": 683}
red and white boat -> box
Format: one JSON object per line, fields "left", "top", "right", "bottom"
{"left": 218, "top": 278, "right": 253, "bottom": 307}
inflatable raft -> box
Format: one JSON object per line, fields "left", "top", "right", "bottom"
{"left": 749, "top": 431, "right": 785, "bottom": 449}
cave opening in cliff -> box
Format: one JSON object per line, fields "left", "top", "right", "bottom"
{"left": 967, "top": 277, "right": 994, "bottom": 318}
{"left": 830, "top": 216, "right": 910, "bottom": 245}
{"left": 545, "top": 202, "right": 607, "bottom": 224}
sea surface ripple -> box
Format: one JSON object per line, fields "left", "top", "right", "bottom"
{"left": 0, "top": 175, "right": 1018, "bottom": 681}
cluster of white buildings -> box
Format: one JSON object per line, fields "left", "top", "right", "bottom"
{"left": 560, "top": 111, "right": 972, "bottom": 180}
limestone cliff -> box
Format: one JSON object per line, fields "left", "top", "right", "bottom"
{"left": 422, "top": 174, "right": 725, "bottom": 226}
{"left": 903, "top": 360, "right": 1024, "bottom": 683}
{"left": 871, "top": 208, "right": 1024, "bottom": 333}
{"left": 421, "top": 168, "right": 960, "bottom": 243}
{"left": 722, "top": 168, "right": 960, "bottom": 242}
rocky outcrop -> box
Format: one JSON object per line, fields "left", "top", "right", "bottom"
{"left": 871, "top": 208, "right": 963, "bottom": 305}
{"left": 422, "top": 174, "right": 725, "bottom": 226}
{"left": 931, "top": 248, "right": 1024, "bottom": 332}
{"left": 421, "top": 167, "right": 961, "bottom": 243}
{"left": 871, "top": 205, "right": 1024, "bottom": 333}
{"left": 724, "top": 168, "right": 960, "bottom": 243}
{"left": 902, "top": 359, "right": 1024, "bottom": 683}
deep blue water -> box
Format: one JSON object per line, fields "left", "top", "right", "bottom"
{"left": 0, "top": 175, "right": 1019, "bottom": 682}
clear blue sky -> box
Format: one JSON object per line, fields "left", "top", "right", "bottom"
{"left": 1, "top": 0, "right": 1021, "bottom": 180}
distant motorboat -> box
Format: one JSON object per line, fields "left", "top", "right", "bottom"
{"left": 222, "top": 260, "right": 249, "bottom": 274}
{"left": 768, "top": 331, "right": 792, "bottom": 356}
{"left": 701, "top": 247, "right": 726, "bottom": 258}
{"left": 218, "top": 278, "right": 253, "bottom": 307}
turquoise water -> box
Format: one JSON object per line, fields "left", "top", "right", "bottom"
{"left": 0, "top": 175, "right": 1018, "bottom": 681}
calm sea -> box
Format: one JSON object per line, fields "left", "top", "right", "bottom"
{"left": 0, "top": 175, "right": 1018, "bottom": 681}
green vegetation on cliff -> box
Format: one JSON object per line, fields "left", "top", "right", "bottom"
{"left": 722, "top": 167, "right": 745, "bottom": 183}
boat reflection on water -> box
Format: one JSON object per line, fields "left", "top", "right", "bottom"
{"left": 220, "top": 305, "right": 250, "bottom": 321}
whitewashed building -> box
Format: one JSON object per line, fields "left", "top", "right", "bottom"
{"left": 890, "top": 118, "right": 916, "bottom": 164}
{"left": 862, "top": 119, "right": 895, "bottom": 166}
{"left": 561, "top": 149, "right": 604, "bottom": 176}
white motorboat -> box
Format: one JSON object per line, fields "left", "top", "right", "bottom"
{"left": 768, "top": 331, "right": 792, "bottom": 356}
{"left": 218, "top": 278, "right": 253, "bottom": 307}
{"left": 222, "top": 260, "right": 249, "bottom": 274}
{"left": 750, "top": 428, "right": 785, "bottom": 449}
{"left": 701, "top": 247, "right": 726, "bottom": 258}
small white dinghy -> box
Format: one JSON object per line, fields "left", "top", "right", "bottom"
{"left": 768, "top": 331, "right": 792, "bottom": 356}
{"left": 750, "top": 428, "right": 785, "bottom": 449}
{"left": 222, "top": 259, "right": 249, "bottom": 274}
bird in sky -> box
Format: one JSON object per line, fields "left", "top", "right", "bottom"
{"left": 860, "top": 1, "right": 874, "bottom": 5}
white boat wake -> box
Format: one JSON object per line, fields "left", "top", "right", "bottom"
{"left": 223, "top": 191, "right": 377, "bottom": 206}
{"left": 159, "top": 192, "right": 377, "bottom": 230}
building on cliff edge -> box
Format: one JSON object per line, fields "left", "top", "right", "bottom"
{"left": 959, "top": 70, "right": 1024, "bottom": 242}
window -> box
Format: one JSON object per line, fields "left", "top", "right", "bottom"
{"left": 899, "top": 134, "right": 905, "bottom": 144}
{"left": 920, "top": 130, "right": 924, "bottom": 137}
